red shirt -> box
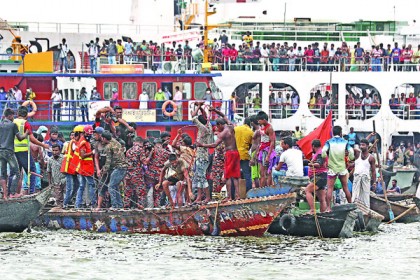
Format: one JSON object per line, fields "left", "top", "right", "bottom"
{"left": 229, "top": 48, "right": 238, "bottom": 61}
{"left": 24, "top": 121, "right": 32, "bottom": 135}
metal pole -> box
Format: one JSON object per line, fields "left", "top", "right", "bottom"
{"left": 283, "top": 2, "right": 287, "bottom": 27}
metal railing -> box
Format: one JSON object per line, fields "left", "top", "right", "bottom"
{"left": 67, "top": 52, "right": 420, "bottom": 73}
{"left": 0, "top": 99, "right": 234, "bottom": 123}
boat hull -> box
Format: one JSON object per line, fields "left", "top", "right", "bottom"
{"left": 370, "top": 194, "right": 420, "bottom": 223}
{"left": 354, "top": 202, "right": 384, "bottom": 232}
{"left": 34, "top": 194, "right": 296, "bottom": 237}
{"left": 415, "top": 197, "right": 420, "bottom": 209}
{"left": 0, "top": 187, "right": 52, "bottom": 232}
{"left": 268, "top": 204, "right": 357, "bottom": 238}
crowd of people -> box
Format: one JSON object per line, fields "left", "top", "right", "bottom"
{"left": 3, "top": 97, "right": 418, "bottom": 214}
{"left": 52, "top": 32, "right": 420, "bottom": 74}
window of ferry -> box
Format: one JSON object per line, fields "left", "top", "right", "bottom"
{"left": 194, "top": 82, "right": 207, "bottom": 100}
{"left": 104, "top": 82, "right": 118, "bottom": 100}
{"left": 122, "top": 82, "right": 138, "bottom": 100}
{"left": 142, "top": 82, "right": 157, "bottom": 101}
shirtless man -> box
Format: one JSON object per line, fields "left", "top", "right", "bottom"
{"left": 196, "top": 107, "right": 241, "bottom": 201}
{"left": 256, "top": 111, "right": 276, "bottom": 187}
{"left": 352, "top": 138, "right": 376, "bottom": 208}
{"left": 249, "top": 115, "right": 261, "bottom": 188}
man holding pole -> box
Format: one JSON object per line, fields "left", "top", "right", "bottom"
{"left": 352, "top": 138, "right": 376, "bottom": 207}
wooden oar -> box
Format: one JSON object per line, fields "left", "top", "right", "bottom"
{"left": 386, "top": 204, "right": 416, "bottom": 224}
{"left": 373, "top": 120, "right": 394, "bottom": 220}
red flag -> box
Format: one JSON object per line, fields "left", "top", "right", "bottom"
{"left": 297, "top": 111, "right": 333, "bottom": 159}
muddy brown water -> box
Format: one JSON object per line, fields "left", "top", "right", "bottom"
{"left": 0, "top": 223, "right": 419, "bottom": 280}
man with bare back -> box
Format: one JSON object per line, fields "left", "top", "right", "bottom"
{"left": 196, "top": 107, "right": 240, "bottom": 201}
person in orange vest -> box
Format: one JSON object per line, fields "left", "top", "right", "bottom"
{"left": 61, "top": 125, "right": 82, "bottom": 208}
{"left": 74, "top": 125, "right": 96, "bottom": 208}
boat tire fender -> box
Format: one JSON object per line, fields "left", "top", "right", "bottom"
{"left": 279, "top": 214, "right": 296, "bottom": 232}
{"left": 162, "top": 100, "right": 177, "bottom": 117}
{"left": 22, "top": 100, "right": 37, "bottom": 117}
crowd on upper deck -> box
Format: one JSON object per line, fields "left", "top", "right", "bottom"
{"left": 56, "top": 30, "right": 420, "bottom": 73}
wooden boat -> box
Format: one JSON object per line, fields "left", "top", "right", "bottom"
{"left": 246, "top": 176, "right": 308, "bottom": 199}
{"left": 414, "top": 197, "right": 420, "bottom": 209}
{"left": 0, "top": 187, "right": 52, "bottom": 232}
{"left": 354, "top": 202, "right": 384, "bottom": 232}
{"left": 377, "top": 194, "right": 414, "bottom": 202}
{"left": 370, "top": 194, "right": 420, "bottom": 223}
{"left": 33, "top": 193, "right": 296, "bottom": 237}
{"left": 246, "top": 185, "right": 301, "bottom": 198}
{"left": 268, "top": 203, "right": 358, "bottom": 238}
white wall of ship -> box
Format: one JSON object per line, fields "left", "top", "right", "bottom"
{"left": 213, "top": 71, "right": 420, "bottom": 148}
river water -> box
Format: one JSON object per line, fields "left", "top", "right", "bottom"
{"left": 1, "top": 223, "right": 419, "bottom": 280}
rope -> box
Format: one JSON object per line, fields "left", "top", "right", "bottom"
{"left": 311, "top": 163, "right": 324, "bottom": 239}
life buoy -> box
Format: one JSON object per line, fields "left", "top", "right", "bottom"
{"left": 279, "top": 214, "right": 296, "bottom": 232}
{"left": 22, "top": 100, "right": 37, "bottom": 117}
{"left": 162, "top": 100, "right": 177, "bottom": 117}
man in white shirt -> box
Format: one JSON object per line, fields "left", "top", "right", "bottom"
{"left": 13, "top": 85, "right": 22, "bottom": 102}
{"left": 139, "top": 90, "right": 149, "bottom": 109}
{"left": 275, "top": 137, "right": 304, "bottom": 176}
{"left": 58, "top": 38, "right": 69, "bottom": 73}
{"left": 173, "top": 86, "right": 183, "bottom": 121}
{"left": 260, "top": 43, "right": 270, "bottom": 71}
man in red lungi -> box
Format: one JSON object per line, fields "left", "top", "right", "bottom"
{"left": 196, "top": 107, "right": 240, "bottom": 202}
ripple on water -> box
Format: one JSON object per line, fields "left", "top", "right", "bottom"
{"left": 0, "top": 223, "right": 419, "bottom": 280}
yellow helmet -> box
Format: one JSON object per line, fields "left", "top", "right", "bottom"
{"left": 73, "top": 125, "right": 84, "bottom": 133}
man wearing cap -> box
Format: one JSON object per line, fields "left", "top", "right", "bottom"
{"left": 61, "top": 125, "right": 83, "bottom": 208}
{"left": 14, "top": 106, "right": 49, "bottom": 195}
{"left": 75, "top": 125, "right": 96, "bottom": 208}
{"left": 100, "top": 130, "right": 128, "bottom": 209}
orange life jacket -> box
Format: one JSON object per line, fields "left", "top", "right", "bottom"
{"left": 75, "top": 137, "right": 94, "bottom": 176}
{"left": 60, "top": 139, "right": 79, "bottom": 175}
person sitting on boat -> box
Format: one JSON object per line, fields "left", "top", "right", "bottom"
{"left": 352, "top": 139, "right": 376, "bottom": 208}
{"left": 322, "top": 125, "right": 354, "bottom": 213}
{"left": 272, "top": 143, "right": 287, "bottom": 186}
{"left": 157, "top": 153, "right": 191, "bottom": 208}
{"left": 196, "top": 106, "right": 241, "bottom": 202}
{"left": 387, "top": 179, "right": 402, "bottom": 194}
{"left": 305, "top": 139, "right": 328, "bottom": 214}
{"left": 256, "top": 111, "right": 276, "bottom": 188}
{"left": 274, "top": 137, "right": 304, "bottom": 177}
